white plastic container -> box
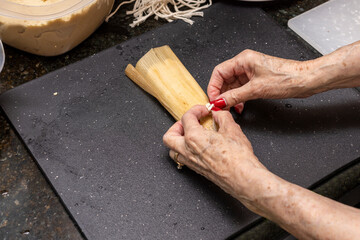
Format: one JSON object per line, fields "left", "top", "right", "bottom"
{"left": 0, "top": 0, "right": 114, "bottom": 56}
{"left": 0, "top": 40, "right": 4, "bottom": 72}
{"left": 288, "top": 0, "right": 360, "bottom": 55}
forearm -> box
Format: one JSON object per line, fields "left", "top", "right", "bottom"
{"left": 239, "top": 169, "right": 360, "bottom": 240}
{"left": 305, "top": 40, "right": 360, "bottom": 95}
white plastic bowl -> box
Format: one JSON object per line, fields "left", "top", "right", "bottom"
{"left": 0, "top": 0, "right": 114, "bottom": 56}
{"left": 0, "top": 40, "right": 4, "bottom": 73}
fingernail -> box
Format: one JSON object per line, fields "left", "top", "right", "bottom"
{"left": 212, "top": 107, "right": 221, "bottom": 111}
{"left": 210, "top": 98, "right": 227, "bottom": 109}
{"left": 234, "top": 105, "right": 242, "bottom": 114}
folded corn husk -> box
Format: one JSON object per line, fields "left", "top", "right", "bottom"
{"left": 125, "top": 45, "right": 215, "bottom": 130}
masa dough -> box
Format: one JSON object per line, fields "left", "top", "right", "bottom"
{"left": 6, "top": 0, "right": 64, "bottom": 6}
{"left": 0, "top": 0, "right": 114, "bottom": 56}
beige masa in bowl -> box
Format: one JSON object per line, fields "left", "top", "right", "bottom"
{"left": 0, "top": 0, "right": 114, "bottom": 56}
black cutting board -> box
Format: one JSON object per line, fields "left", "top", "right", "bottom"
{"left": 1, "top": 2, "right": 360, "bottom": 239}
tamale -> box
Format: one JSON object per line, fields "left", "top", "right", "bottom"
{"left": 125, "top": 45, "right": 215, "bottom": 130}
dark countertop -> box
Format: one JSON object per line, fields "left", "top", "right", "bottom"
{"left": 1, "top": 1, "right": 359, "bottom": 239}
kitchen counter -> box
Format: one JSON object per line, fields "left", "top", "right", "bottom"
{"left": 0, "top": 0, "right": 359, "bottom": 239}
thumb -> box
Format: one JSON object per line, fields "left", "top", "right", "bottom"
{"left": 218, "top": 83, "right": 255, "bottom": 108}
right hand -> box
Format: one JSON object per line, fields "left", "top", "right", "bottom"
{"left": 207, "top": 49, "right": 317, "bottom": 113}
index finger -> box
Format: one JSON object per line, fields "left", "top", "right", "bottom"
{"left": 207, "top": 58, "right": 245, "bottom": 101}
{"left": 181, "top": 105, "right": 210, "bottom": 133}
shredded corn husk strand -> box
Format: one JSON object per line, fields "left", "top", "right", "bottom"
{"left": 106, "top": 0, "right": 212, "bottom": 27}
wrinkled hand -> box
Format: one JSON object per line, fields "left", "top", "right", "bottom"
{"left": 207, "top": 49, "right": 317, "bottom": 113}
{"left": 162, "top": 43, "right": 360, "bottom": 240}
{"left": 163, "top": 105, "right": 267, "bottom": 201}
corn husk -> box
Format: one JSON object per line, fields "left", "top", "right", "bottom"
{"left": 125, "top": 45, "right": 215, "bottom": 130}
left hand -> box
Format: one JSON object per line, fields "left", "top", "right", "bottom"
{"left": 163, "top": 106, "right": 360, "bottom": 240}
{"left": 163, "top": 105, "right": 267, "bottom": 201}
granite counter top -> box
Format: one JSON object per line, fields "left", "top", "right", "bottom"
{"left": 1, "top": 1, "right": 359, "bottom": 239}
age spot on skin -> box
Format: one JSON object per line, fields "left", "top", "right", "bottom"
{"left": 209, "top": 135, "right": 217, "bottom": 145}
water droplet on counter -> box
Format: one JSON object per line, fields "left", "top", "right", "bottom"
{"left": 1, "top": 190, "right": 9, "bottom": 197}
{"left": 21, "top": 230, "right": 30, "bottom": 235}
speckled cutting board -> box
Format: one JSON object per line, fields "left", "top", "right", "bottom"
{"left": 1, "top": 2, "right": 360, "bottom": 239}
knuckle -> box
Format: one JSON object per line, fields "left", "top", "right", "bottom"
{"left": 241, "top": 49, "right": 255, "bottom": 58}
{"left": 232, "top": 122, "right": 241, "bottom": 131}
{"left": 229, "top": 90, "right": 241, "bottom": 103}
{"left": 212, "top": 64, "right": 223, "bottom": 77}
{"left": 162, "top": 134, "right": 170, "bottom": 145}
{"left": 213, "top": 64, "right": 221, "bottom": 72}
{"left": 193, "top": 104, "right": 203, "bottom": 110}
{"left": 185, "top": 130, "right": 198, "bottom": 146}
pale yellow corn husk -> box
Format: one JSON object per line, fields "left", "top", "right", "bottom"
{"left": 125, "top": 45, "right": 215, "bottom": 130}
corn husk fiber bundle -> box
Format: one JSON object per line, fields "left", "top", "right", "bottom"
{"left": 106, "top": 0, "right": 212, "bottom": 27}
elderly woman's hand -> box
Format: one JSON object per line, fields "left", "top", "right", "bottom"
{"left": 162, "top": 105, "right": 268, "bottom": 202}
{"left": 163, "top": 41, "right": 360, "bottom": 240}
{"left": 207, "top": 42, "right": 360, "bottom": 113}
{"left": 162, "top": 106, "right": 360, "bottom": 240}
{"left": 207, "top": 49, "right": 318, "bottom": 113}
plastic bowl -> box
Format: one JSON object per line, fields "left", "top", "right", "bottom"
{"left": 0, "top": 40, "right": 4, "bottom": 73}
{"left": 0, "top": 0, "right": 114, "bottom": 56}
